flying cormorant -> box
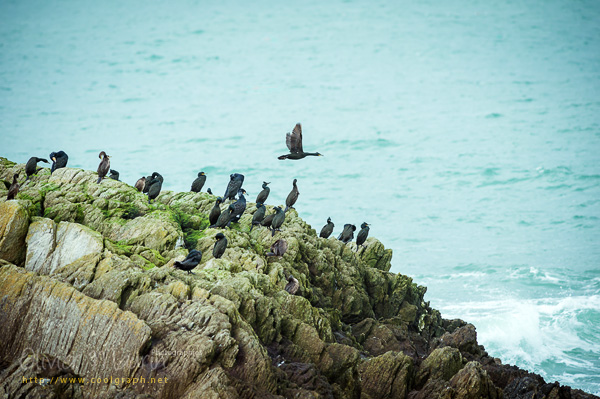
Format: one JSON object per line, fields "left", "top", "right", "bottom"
{"left": 266, "top": 239, "right": 288, "bottom": 257}
{"left": 229, "top": 189, "right": 247, "bottom": 224}
{"left": 96, "top": 152, "right": 110, "bottom": 184}
{"left": 134, "top": 177, "right": 146, "bottom": 192}
{"left": 285, "top": 275, "right": 299, "bottom": 294}
{"left": 49, "top": 151, "right": 68, "bottom": 174}
{"left": 209, "top": 197, "right": 223, "bottom": 226}
{"left": 320, "top": 217, "right": 334, "bottom": 238}
{"left": 109, "top": 169, "right": 120, "bottom": 181}
{"left": 250, "top": 202, "right": 266, "bottom": 231}
{"left": 211, "top": 204, "right": 235, "bottom": 228}
{"left": 25, "top": 157, "right": 49, "bottom": 180}
{"left": 213, "top": 233, "right": 227, "bottom": 259}
{"left": 223, "top": 173, "right": 244, "bottom": 202}
{"left": 6, "top": 174, "right": 19, "bottom": 200}
{"left": 191, "top": 172, "right": 206, "bottom": 192}
{"left": 147, "top": 172, "right": 163, "bottom": 203}
{"left": 278, "top": 123, "right": 323, "bottom": 160}
{"left": 338, "top": 224, "right": 356, "bottom": 243}
{"left": 270, "top": 206, "right": 285, "bottom": 236}
{"left": 356, "top": 222, "right": 370, "bottom": 251}
{"left": 173, "top": 249, "right": 202, "bottom": 274}
{"left": 256, "top": 182, "right": 270, "bottom": 204}
{"left": 285, "top": 179, "right": 299, "bottom": 212}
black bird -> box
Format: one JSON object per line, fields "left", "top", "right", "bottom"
{"left": 256, "top": 182, "right": 270, "bottom": 204}
{"left": 266, "top": 239, "right": 288, "bottom": 257}
{"left": 213, "top": 233, "right": 227, "bottom": 259}
{"left": 285, "top": 179, "right": 299, "bottom": 212}
{"left": 134, "top": 177, "right": 146, "bottom": 192}
{"left": 285, "top": 275, "right": 299, "bottom": 295}
{"left": 270, "top": 206, "right": 285, "bottom": 236}
{"left": 207, "top": 188, "right": 213, "bottom": 195}
{"left": 261, "top": 212, "right": 275, "bottom": 229}
{"left": 109, "top": 169, "right": 120, "bottom": 181}
{"left": 338, "top": 224, "right": 356, "bottom": 243}
{"left": 278, "top": 123, "right": 323, "bottom": 160}
{"left": 191, "top": 172, "right": 206, "bottom": 193}
{"left": 211, "top": 204, "right": 235, "bottom": 228}
{"left": 229, "top": 189, "right": 247, "bottom": 224}
{"left": 173, "top": 249, "right": 202, "bottom": 274}
{"left": 356, "top": 222, "right": 370, "bottom": 251}
{"left": 142, "top": 175, "right": 153, "bottom": 194}
{"left": 250, "top": 202, "right": 266, "bottom": 231}
{"left": 96, "top": 151, "right": 110, "bottom": 184}
{"left": 209, "top": 197, "right": 223, "bottom": 226}
{"left": 7, "top": 174, "right": 19, "bottom": 200}
{"left": 49, "top": 151, "right": 68, "bottom": 174}
{"left": 148, "top": 172, "right": 163, "bottom": 203}
{"left": 25, "top": 157, "right": 49, "bottom": 180}
{"left": 223, "top": 173, "right": 244, "bottom": 202}
{"left": 320, "top": 217, "right": 334, "bottom": 238}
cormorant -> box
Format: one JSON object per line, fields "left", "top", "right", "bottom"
{"left": 142, "top": 175, "right": 153, "bottom": 193}
{"left": 207, "top": 188, "right": 213, "bottom": 195}
{"left": 256, "top": 182, "right": 270, "bottom": 204}
{"left": 96, "top": 151, "right": 110, "bottom": 184}
{"left": 320, "top": 217, "right": 334, "bottom": 238}
{"left": 270, "top": 206, "right": 285, "bottom": 237}
{"left": 211, "top": 204, "right": 235, "bottom": 228}
{"left": 356, "top": 222, "right": 370, "bottom": 251}
{"left": 147, "top": 172, "right": 163, "bottom": 203}
{"left": 49, "top": 151, "right": 68, "bottom": 174}
{"left": 278, "top": 123, "right": 323, "bottom": 160}
{"left": 209, "top": 197, "right": 223, "bottom": 226}
{"left": 7, "top": 174, "right": 19, "bottom": 200}
{"left": 25, "top": 157, "right": 49, "bottom": 180}
{"left": 229, "top": 189, "right": 247, "bottom": 224}
{"left": 213, "top": 233, "right": 227, "bottom": 259}
{"left": 266, "top": 239, "right": 288, "bottom": 257}
{"left": 250, "top": 202, "right": 266, "bottom": 231}
{"left": 284, "top": 179, "right": 299, "bottom": 212}
{"left": 191, "top": 172, "right": 206, "bottom": 192}
{"left": 285, "top": 275, "right": 299, "bottom": 295}
{"left": 261, "top": 212, "right": 275, "bottom": 228}
{"left": 173, "top": 249, "right": 202, "bottom": 274}
{"left": 108, "top": 169, "right": 119, "bottom": 181}
{"left": 338, "top": 224, "right": 356, "bottom": 243}
{"left": 223, "top": 173, "right": 244, "bottom": 202}
{"left": 134, "top": 177, "right": 146, "bottom": 192}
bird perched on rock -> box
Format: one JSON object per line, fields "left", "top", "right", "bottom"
{"left": 96, "top": 151, "right": 110, "bottom": 184}
{"left": 266, "top": 239, "right": 288, "bottom": 257}
{"left": 108, "top": 169, "right": 119, "bottom": 181}
{"left": 211, "top": 204, "right": 235, "bottom": 228}
{"left": 250, "top": 203, "right": 266, "bottom": 231}
{"left": 284, "top": 179, "right": 299, "bottom": 212}
{"left": 278, "top": 123, "right": 324, "bottom": 160}
{"left": 148, "top": 172, "right": 163, "bottom": 203}
{"left": 338, "top": 224, "right": 356, "bottom": 243}
{"left": 256, "top": 182, "right": 270, "bottom": 204}
{"left": 209, "top": 197, "right": 223, "bottom": 226}
{"left": 213, "top": 233, "right": 227, "bottom": 259}
{"left": 356, "top": 222, "right": 370, "bottom": 251}
{"left": 49, "top": 151, "right": 68, "bottom": 174}
{"left": 320, "top": 217, "right": 334, "bottom": 238}
{"left": 223, "top": 173, "right": 244, "bottom": 202}
{"left": 191, "top": 172, "right": 206, "bottom": 192}
{"left": 285, "top": 275, "right": 299, "bottom": 294}
{"left": 25, "top": 157, "right": 49, "bottom": 180}
{"left": 6, "top": 174, "right": 19, "bottom": 200}
{"left": 261, "top": 212, "right": 275, "bottom": 229}
{"left": 142, "top": 175, "right": 153, "bottom": 194}
{"left": 173, "top": 250, "right": 202, "bottom": 274}
{"left": 134, "top": 177, "right": 146, "bottom": 192}
{"left": 271, "top": 206, "right": 285, "bottom": 236}
{"left": 207, "top": 188, "right": 213, "bottom": 195}
{"left": 229, "top": 188, "right": 247, "bottom": 224}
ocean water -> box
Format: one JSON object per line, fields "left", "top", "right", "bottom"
{"left": 1, "top": 0, "right": 599, "bottom": 394}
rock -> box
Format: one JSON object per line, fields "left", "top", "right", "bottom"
{"left": 0, "top": 200, "right": 30, "bottom": 265}
{"left": 359, "top": 351, "right": 414, "bottom": 399}
{"left": 449, "top": 361, "right": 502, "bottom": 399}
{"left": 437, "top": 324, "right": 482, "bottom": 357}
{"left": 416, "top": 347, "right": 464, "bottom": 387}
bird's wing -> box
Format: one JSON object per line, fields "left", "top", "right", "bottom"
{"left": 286, "top": 123, "right": 303, "bottom": 153}
{"left": 3, "top": 180, "right": 11, "bottom": 190}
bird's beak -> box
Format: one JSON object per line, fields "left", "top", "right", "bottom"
{"left": 52, "top": 157, "right": 56, "bottom": 162}
{"left": 319, "top": 154, "right": 324, "bottom": 156}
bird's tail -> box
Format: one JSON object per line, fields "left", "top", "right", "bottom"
{"left": 284, "top": 206, "right": 289, "bottom": 213}
{"left": 271, "top": 229, "right": 276, "bottom": 237}
{"left": 265, "top": 252, "right": 274, "bottom": 257}
{"left": 278, "top": 155, "right": 288, "bottom": 160}
{"left": 97, "top": 176, "right": 102, "bottom": 184}
{"left": 250, "top": 224, "right": 254, "bottom": 232}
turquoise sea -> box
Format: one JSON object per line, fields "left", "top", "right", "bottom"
{"left": 1, "top": 0, "right": 599, "bottom": 394}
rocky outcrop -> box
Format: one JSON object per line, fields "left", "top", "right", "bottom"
{"left": 0, "top": 157, "right": 598, "bottom": 399}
